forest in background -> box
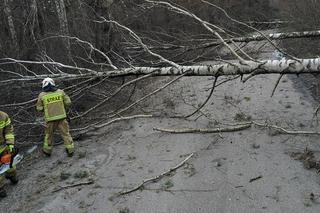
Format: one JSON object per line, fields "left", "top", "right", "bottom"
{"left": 0, "top": 0, "right": 319, "bottom": 146}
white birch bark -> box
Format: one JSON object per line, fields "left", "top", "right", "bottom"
{"left": 127, "top": 30, "right": 320, "bottom": 51}
{"left": 221, "top": 30, "right": 320, "bottom": 44}
{"left": 3, "top": 58, "right": 320, "bottom": 82}
{"left": 107, "top": 58, "right": 320, "bottom": 76}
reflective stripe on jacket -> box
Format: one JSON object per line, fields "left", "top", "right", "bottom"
{"left": 0, "top": 111, "right": 15, "bottom": 145}
{"left": 36, "top": 89, "right": 71, "bottom": 122}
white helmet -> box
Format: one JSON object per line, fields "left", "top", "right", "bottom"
{"left": 42, "top": 77, "right": 55, "bottom": 88}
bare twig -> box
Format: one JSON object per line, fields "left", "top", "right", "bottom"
{"left": 185, "top": 76, "right": 218, "bottom": 118}
{"left": 117, "top": 153, "right": 194, "bottom": 196}
{"left": 39, "top": 35, "right": 117, "bottom": 69}
{"left": 249, "top": 175, "right": 263, "bottom": 183}
{"left": 111, "top": 71, "right": 190, "bottom": 117}
{"left": 52, "top": 180, "right": 94, "bottom": 193}
{"left": 94, "top": 18, "right": 181, "bottom": 68}
{"left": 253, "top": 121, "right": 320, "bottom": 135}
{"left": 72, "top": 114, "right": 153, "bottom": 133}
{"left": 201, "top": 0, "right": 300, "bottom": 62}
{"left": 271, "top": 74, "right": 284, "bottom": 97}
{"left": 145, "top": 0, "right": 246, "bottom": 62}
{"left": 153, "top": 124, "right": 251, "bottom": 134}
{"left": 71, "top": 73, "right": 155, "bottom": 120}
{"left": 107, "top": 186, "right": 218, "bottom": 193}
{"left": 311, "top": 104, "right": 320, "bottom": 124}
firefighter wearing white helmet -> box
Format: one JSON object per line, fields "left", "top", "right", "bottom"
{"left": 42, "top": 77, "right": 55, "bottom": 88}
{"left": 36, "top": 78, "right": 74, "bottom": 157}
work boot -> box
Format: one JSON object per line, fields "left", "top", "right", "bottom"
{"left": 0, "top": 188, "right": 7, "bottom": 198}
{"left": 8, "top": 175, "right": 18, "bottom": 185}
{"left": 5, "top": 172, "right": 18, "bottom": 185}
{"left": 42, "top": 149, "right": 51, "bottom": 157}
{"left": 65, "top": 149, "right": 74, "bottom": 157}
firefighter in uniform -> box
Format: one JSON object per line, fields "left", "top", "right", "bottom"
{"left": 36, "top": 78, "right": 74, "bottom": 157}
{"left": 0, "top": 111, "right": 18, "bottom": 198}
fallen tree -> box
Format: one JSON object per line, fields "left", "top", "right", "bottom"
{"left": 1, "top": 0, "right": 320, "bottom": 146}
{"left": 2, "top": 57, "right": 320, "bottom": 83}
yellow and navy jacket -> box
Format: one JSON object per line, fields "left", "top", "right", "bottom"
{"left": 0, "top": 111, "right": 14, "bottom": 147}
{"left": 36, "top": 89, "right": 71, "bottom": 122}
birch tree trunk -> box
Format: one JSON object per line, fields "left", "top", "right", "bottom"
{"left": 3, "top": 0, "right": 18, "bottom": 52}
{"left": 5, "top": 58, "right": 320, "bottom": 81}
{"left": 217, "top": 30, "right": 320, "bottom": 45}
{"left": 106, "top": 58, "right": 320, "bottom": 77}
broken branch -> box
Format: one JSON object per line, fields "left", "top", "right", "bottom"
{"left": 253, "top": 121, "right": 320, "bottom": 135}
{"left": 153, "top": 124, "right": 251, "bottom": 134}
{"left": 117, "top": 153, "right": 194, "bottom": 196}
{"left": 52, "top": 180, "right": 94, "bottom": 193}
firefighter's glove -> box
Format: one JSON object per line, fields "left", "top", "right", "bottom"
{"left": 6, "top": 145, "right": 15, "bottom": 153}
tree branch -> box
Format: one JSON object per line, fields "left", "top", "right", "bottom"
{"left": 153, "top": 124, "right": 251, "bottom": 134}
{"left": 117, "top": 153, "right": 194, "bottom": 196}
{"left": 52, "top": 180, "right": 94, "bottom": 193}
